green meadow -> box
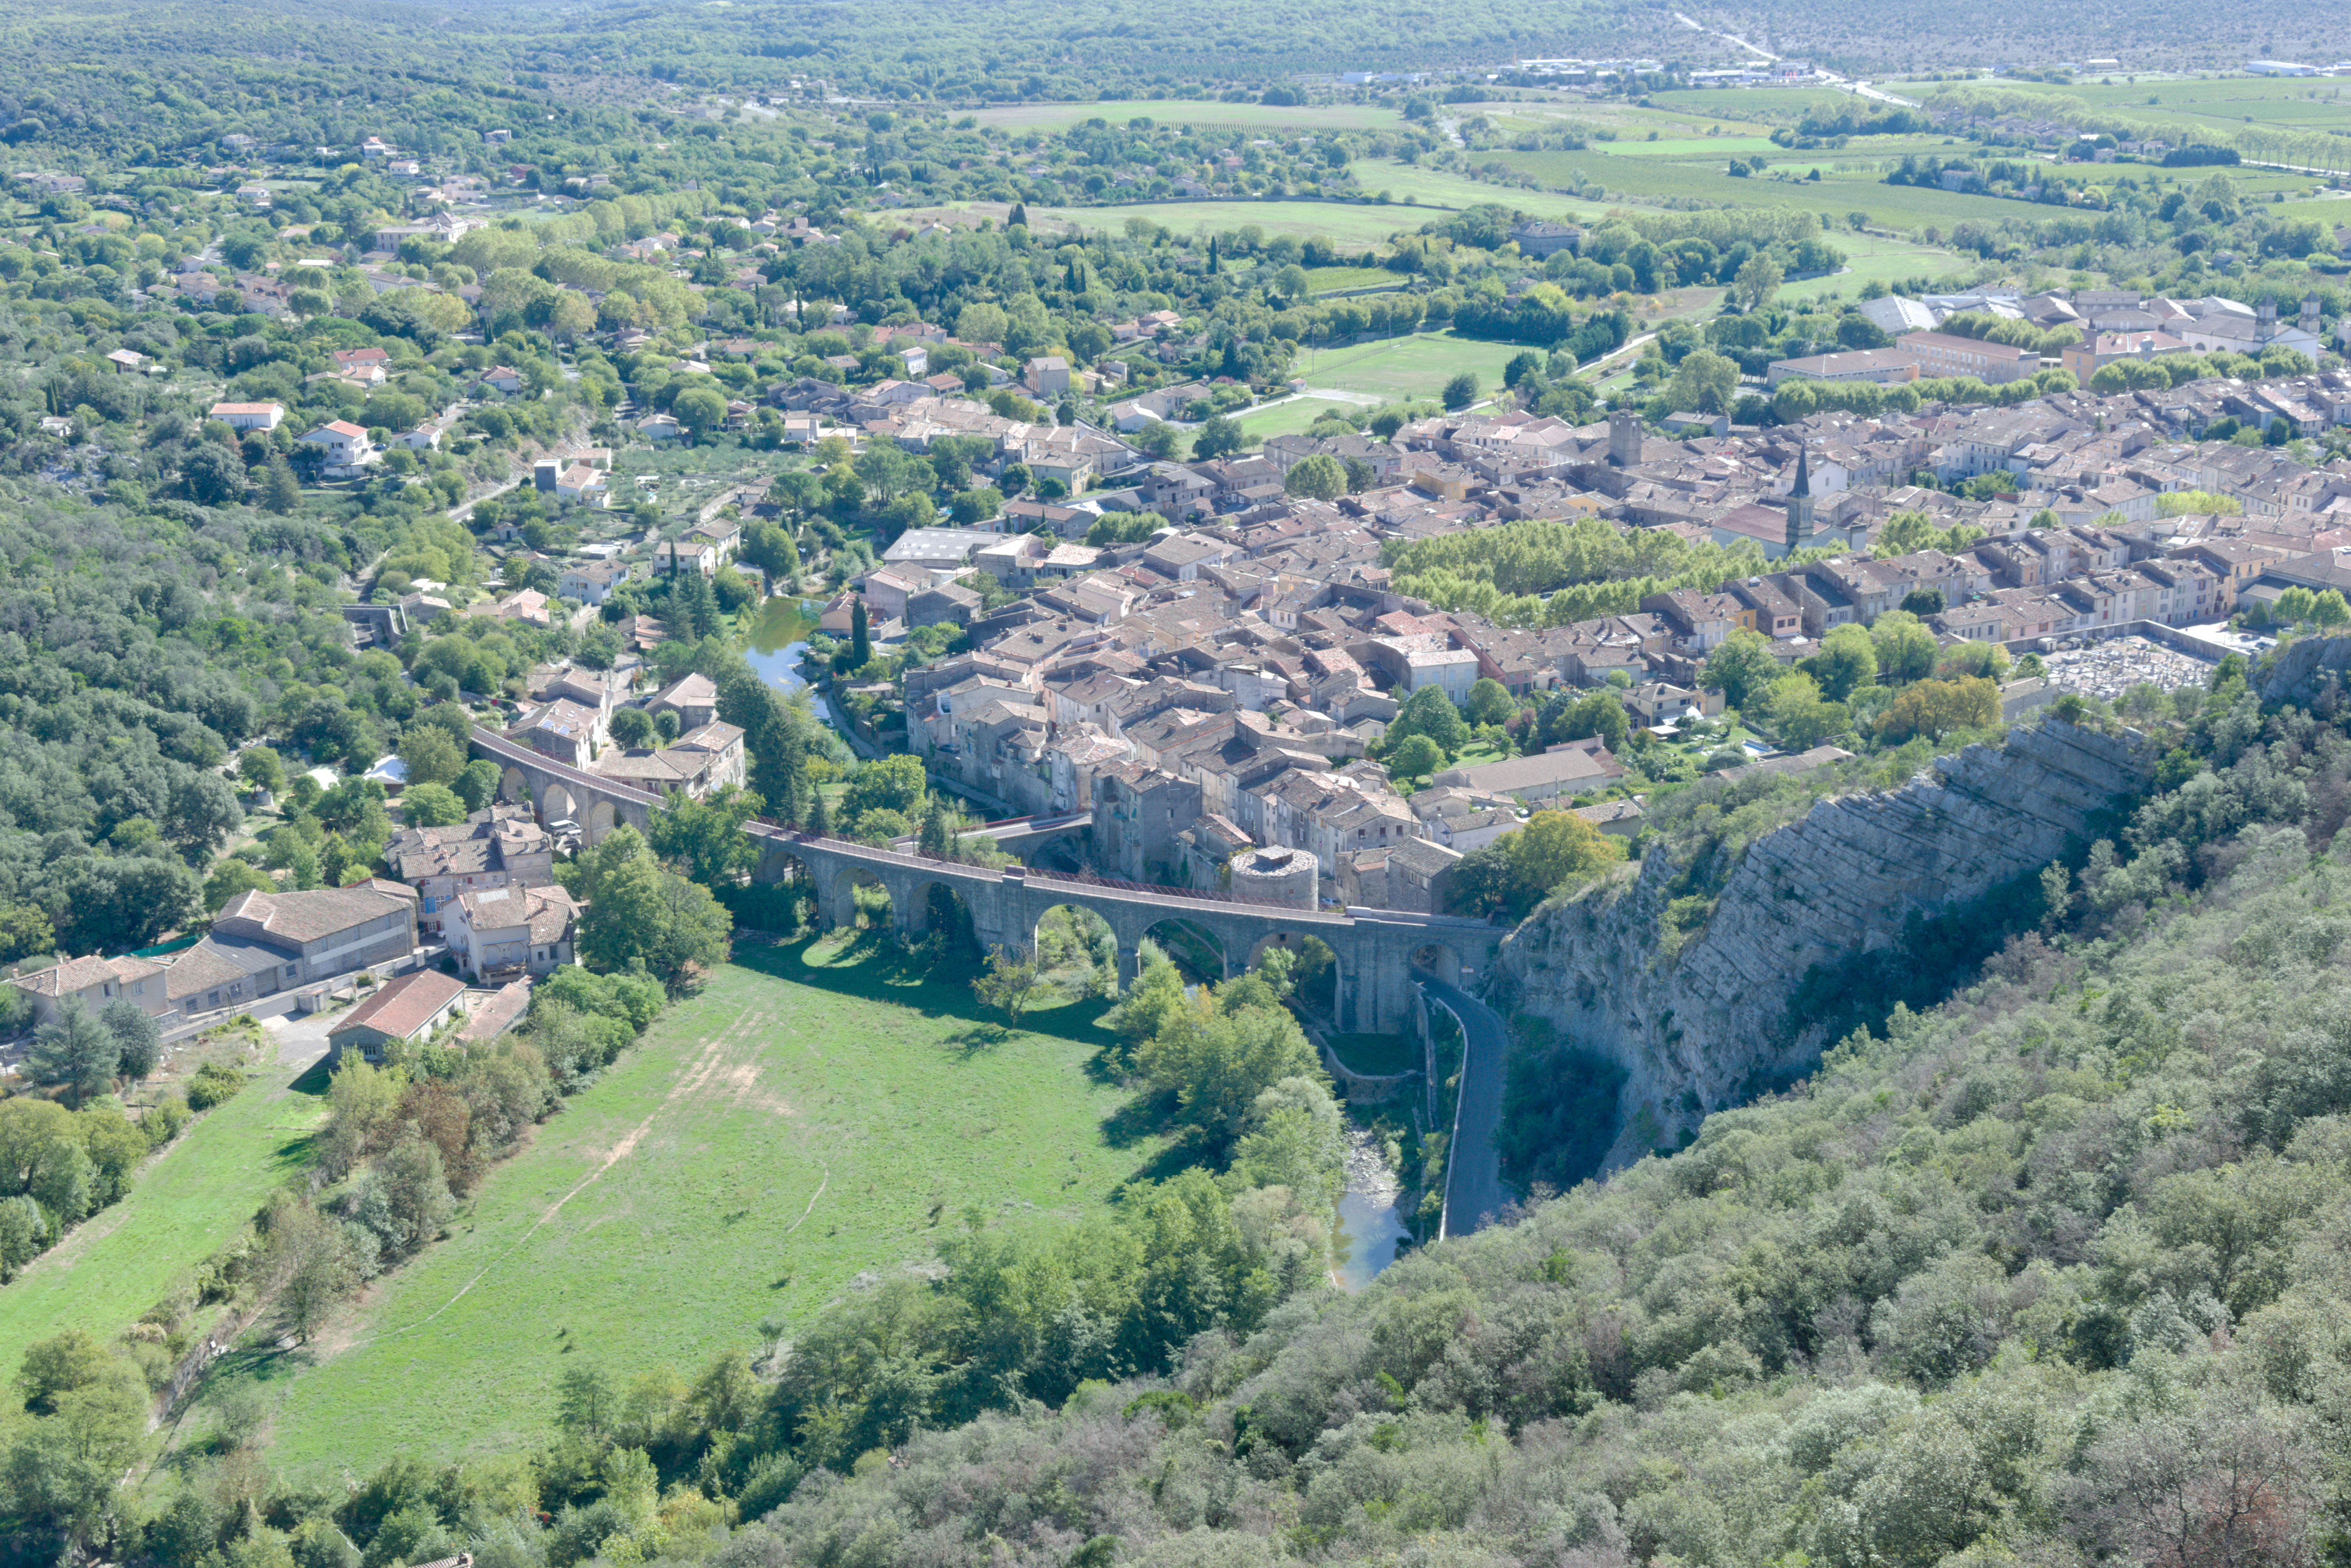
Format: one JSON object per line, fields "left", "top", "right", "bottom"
{"left": 246, "top": 936, "right": 1166, "bottom": 1476}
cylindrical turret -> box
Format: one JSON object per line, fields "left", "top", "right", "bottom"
{"left": 1229, "top": 845, "right": 1318, "bottom": 909}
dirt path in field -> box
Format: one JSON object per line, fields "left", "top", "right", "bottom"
{"left": 324, "top": 996, "right": 793, "bottom": 1355}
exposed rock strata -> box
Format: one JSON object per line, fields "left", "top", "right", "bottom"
{"left": 1487, "top": 721, "right": 2152, "bottom": 1168}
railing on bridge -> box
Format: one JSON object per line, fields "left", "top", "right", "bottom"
{"left": 749, "top": 822, "right": 1338, "bottom": 916}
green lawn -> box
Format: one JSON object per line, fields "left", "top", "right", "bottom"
{"left": 1776, "top": 232, "right": 1985, "bottom": 301}
{"left": 1306, "top": 264, "right": 1402, "bottom": 292}
{"left": 1346, "top": 160, "right": 1600, "bottom": 221}
{"left": 1234, "top": 397, "right": 1364, "bottom": 445}
{"left": 251, "top": 936, "right": 1166, "bottom": 1477}
{"left": 0, "top": 1073, "right": 322, "bottom": 1376}
{"left": 1290, "top": 332, "right": 1532, "bottom": 403}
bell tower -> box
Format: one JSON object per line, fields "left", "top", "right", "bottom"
{"left": 1784, "top": 445, "right": 1816, "bottom": 554}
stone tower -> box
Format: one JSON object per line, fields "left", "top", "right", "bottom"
{"left": 1608, "top": 406, "right": 1644, "bottom": 467}
{"left": 2304, "top": 291, "right": 2323, "bottom": 340}
{"left": 1784, "top": 445, "right": 1816, "bottom": 554}
{"left": 2257, "top": 295, "right": 2279, "bottom": 345}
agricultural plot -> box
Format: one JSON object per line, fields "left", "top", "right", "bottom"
{"left": 251, "top": 937, "right": 1163, "bottom": 1476}
{"left": 1346, "top": 160, "right": 1601, "bottom": 223}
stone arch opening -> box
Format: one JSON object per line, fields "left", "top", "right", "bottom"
{"left": 1246, "top": 931, "right": 1341, "bottom": 1016}
{"left": 585, "top": 799, "right": 618, "bottom": 845}
{"left": 1410, "top": 941, "right": 1466, "bottom": 988}
{"left": 1033, "top": 902, "right": 1119, "bottom": 989}
{"left": 909, "top": 878, "right": 977, "bottom": 954}
{"left": 832, "top": 864, "right": 892, "bottom": 932}
{"left": 499, "top": 765, "right": 529, "bottom": 806}
{"left": 1144, "top": 916, "right": 1229, "bottom": 985}
{"left": 538, "top": 781, "right": 580, "bottom": 831}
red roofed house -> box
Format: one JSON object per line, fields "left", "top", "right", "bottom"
{"left": 327, "top": 968, "right": 468, "bottom": 1063}
{"left": 211, "top": 401, "right": 285, "bottom": 432}
{"left": 298, "top": 420, "right": 377, "bottom": 477}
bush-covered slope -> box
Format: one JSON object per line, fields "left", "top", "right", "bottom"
{"left": 742, "top": 671, "right": 2351, "bottom": 1566}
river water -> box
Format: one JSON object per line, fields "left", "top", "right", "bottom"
{"left": 748, "top": 589, "right": 1410, "bottom": 1284}
{"left": 1334, "top": 1127, "right": 1409, "bottom": 1290}
{"left": 743, "top": 597, "right": 837, "bottom": 725}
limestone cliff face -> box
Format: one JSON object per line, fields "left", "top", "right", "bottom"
{"left": 1486, "top": 721, "right": 2153, "bottom": 1167}
{"left": 2258, "top": 634, "right": 2351, "bottom": 708}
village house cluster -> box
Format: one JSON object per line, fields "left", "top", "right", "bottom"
{"left": 814, "top": 360, "right": 2351, "bottom": 914}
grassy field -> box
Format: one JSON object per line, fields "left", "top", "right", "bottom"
{"left": 250, "top": 935, "right": 1166, "bottom": 1476}
{"left": 1031, "top": 199, "right": 1426, "bottom": 247}
{"left": 0, "top": 1063, "right": 322, "bottom": 1374}
{"left": 969, "top": 100, "right": 1404, "bottom": 134}
{"left": 1776, "top": 232, "right": 1982, "bottom": 300}
{"left": 1233, "top": 396, "right": 1365, "bottom": 445}
{"left": 1291, "top": 331, "right": 1532, "bottom": 402}
{"left": 1305, "top": 264, "right": 1401, "bottom": 292}
{"left": 1347, "top": 160, "right": 1600, "bottom": 222}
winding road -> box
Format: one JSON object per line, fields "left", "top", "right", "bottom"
{"left": 1425, "top": 976, "right": 1516, "bottom": 1237}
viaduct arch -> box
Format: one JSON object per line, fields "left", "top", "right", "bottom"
{"left": 468, "top": 727, "right": 1500, "bottom": 1033}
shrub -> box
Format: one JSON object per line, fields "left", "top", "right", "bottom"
{"left": 185, "top": 1061, "right": 246, "bottom": 1111}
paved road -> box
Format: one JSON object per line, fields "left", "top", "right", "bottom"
{"left": 1426, "top": 976, "right": 1515, "bottom": 1237}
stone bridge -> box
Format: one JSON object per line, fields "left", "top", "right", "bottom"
{"left": 468, "top": 728, "right": 1498, "bottom": 1033}
{"left": 752, "top": 834, "right": 1498, "bottom": 1034}
{"left": 473, "top": 727, "right": 660, "bottom": 843}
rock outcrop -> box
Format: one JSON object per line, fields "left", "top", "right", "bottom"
{"left": 2257, "top": 634, "right": 2351, "bottom": 710}
{"left": 1487, "top": 721, "right": 2153, "bottom": 1168}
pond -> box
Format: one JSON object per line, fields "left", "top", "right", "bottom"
{"left": 743, "top": 596, "right": 837, "bottom": 726}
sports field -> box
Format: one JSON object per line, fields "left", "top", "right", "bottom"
{"left": 250, "top": 935, "right": 1162, "bottom": 1475}
{"left": 0, "top": 1049, "right": 324, "bottom": 1374}
{"left": 1292, "top": 331, "right": 1530, "bottom": 403}
{"left": 1233, "top": 396, "right": 1365, "bottom": 445}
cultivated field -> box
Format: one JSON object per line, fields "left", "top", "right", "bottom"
{"left": 250, "top": 936, "right": 1161, "bottom": 1475}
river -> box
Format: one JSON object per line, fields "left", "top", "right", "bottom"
{"left": 1334, "top": 1127, "right": 1408, "bottom": 1290}
{"left": 743, "top": 597, "right": 838, "bottom": 726}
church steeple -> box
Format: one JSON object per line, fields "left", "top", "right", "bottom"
{"left": 1785, "top": 445, "right": 1816, "bottom": 552}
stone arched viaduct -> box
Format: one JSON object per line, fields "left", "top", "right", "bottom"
{"left": 470, "top": 728, "right": 1497, "bottom": 1034}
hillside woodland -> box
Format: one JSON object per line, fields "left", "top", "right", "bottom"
{"left": 20, "top": 628, "right": 2351, "bottom": 1568}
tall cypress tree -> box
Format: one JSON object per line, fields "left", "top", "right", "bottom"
{"left": 850, "top": 597, "right": 871, "bottom": 669}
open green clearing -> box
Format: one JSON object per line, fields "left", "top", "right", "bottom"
{"left": 1032, "top": 200, "right": 1426, "bottom": 247}
{"left": 1347, "top": 159, "right": 1599, "bottom": 221}
{"left": 0, "top": 1066, "right": 323, "bottom": 1374}
{"left": 1305, "top": 264, "right": 1400, "bottom": 292}
{"left": 252, "top": 935, "right": 1165, "bottom": 1476}
{"left": 1233, "top": 396, "right": 1364, "bottom": 445}
{"left": 969, "top": 100, "right": 1404, "bottom": 134}
{"left": 1291, "top": 331, "right": 1530, "bottom": 402}
{"left": 1776, "top": 232, "right": 1980, "bottom": 299}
